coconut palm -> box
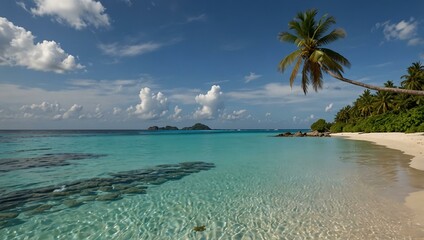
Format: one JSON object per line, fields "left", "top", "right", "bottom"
{"left": 401, "top": 62, "right": 424, "bottom": 90}
{"left": 355, "top": 90, "right": 374, "bottom": 117}
{"left": 335, "top": 105, "right": 352, "bottom": 123}
{"left": 278, "top": 9, "right": 424, "bottom": 96}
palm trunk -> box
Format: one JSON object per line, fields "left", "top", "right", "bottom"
{"left": 326, "top": 71, "right": 424, "bottom": 96}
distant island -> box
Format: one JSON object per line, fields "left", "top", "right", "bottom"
{"left": 147, "top": 123, "right": 211, "bottom": 131}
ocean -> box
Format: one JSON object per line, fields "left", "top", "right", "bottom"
{"left": 0, "top": 130, "right": 423, "bottom": 239}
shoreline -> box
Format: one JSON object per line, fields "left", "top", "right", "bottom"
{"left": 331, "top": 132, "right": 424, "bottom": 228}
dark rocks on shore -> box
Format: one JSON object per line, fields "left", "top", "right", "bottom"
{"left": 0, "top": 161, "right": 215, "bottom": 225}
{"left": 275, "top": 130, "right": 330, "bottom": 138}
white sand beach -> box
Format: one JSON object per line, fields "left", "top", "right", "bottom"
{"left": 332, "top": 132, "right": 424, "bottom": 227}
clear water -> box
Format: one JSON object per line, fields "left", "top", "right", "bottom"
{"left": 1, "top": 130, "right": 424, "bottom": 239}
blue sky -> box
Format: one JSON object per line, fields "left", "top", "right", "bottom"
{"left": 0, "top": 0, "right": 423, "bottom": 129}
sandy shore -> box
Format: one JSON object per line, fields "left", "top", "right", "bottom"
{"left": 331, "top": 132, "right": 424, "bottom": 171}
{"left": 332, "top": 132, "right": 424, "bottom": 227}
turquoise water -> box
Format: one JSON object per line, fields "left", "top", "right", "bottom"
{"left": 1, "top": 130, "right": 424, "bottom": 239}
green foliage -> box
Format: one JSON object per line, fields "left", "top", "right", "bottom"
{"left": 278, "top": 9, "right": 350, "bottom": 94}
{"left": 311, "top": 119, "right": 332, "bottom": 132}
{"left": 332, "top": 62, "right": 424, "bottom": 133}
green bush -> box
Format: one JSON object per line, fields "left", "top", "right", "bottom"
{"left": 311, "top": 119, "right": 332, "bottom": 132}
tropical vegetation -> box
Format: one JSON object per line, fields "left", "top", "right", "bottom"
{"left": 329, "top": 62, "right": 424, "bottom": 133}
{"left": 278, "top": 9, "right": 424, "bottom": 96}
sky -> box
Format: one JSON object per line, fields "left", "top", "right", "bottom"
{"left": 0, "top": 0, "right": 423, "bottom": 129}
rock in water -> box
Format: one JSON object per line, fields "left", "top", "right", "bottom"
{"left": 0, "top": 212, "right": 19, "bottom": 220}
{"left": 27, "top": 204, "right": 53, "bottom": 215}
{"left": 193, "top": 225, "right": 206, "bottom": 232}
{"left": 63, "top": 199, "right": 83, "bottom": 208}
{"left": 96, "top": 193, "right": 121, "bottom": 201}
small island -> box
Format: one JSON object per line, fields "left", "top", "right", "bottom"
{"left": 147, "top": 123, "right": 211, "bottom": 131}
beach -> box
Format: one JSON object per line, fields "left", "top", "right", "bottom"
{"left": 332, "top": 132, "right": 424, "bottom": 227}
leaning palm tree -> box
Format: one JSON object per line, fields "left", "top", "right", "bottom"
{"left": 278, "top": 9, "right": 424, "bottom": 96}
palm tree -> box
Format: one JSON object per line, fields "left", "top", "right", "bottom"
{"left": 373, "top": 80, "right": 396, "bottom": 114}
{"left": 278, "top": 9, "right": 424, "bottom": 96}
{"left": 355, "top": 90, "right": 374, "bottom": 117}
{"left": 335, "top": 105, "right": 352, "bottom": 123}
{"left": 401, "top": 62, "right": 424, "bottom": 90}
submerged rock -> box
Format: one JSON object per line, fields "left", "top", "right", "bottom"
{"left": 63, "top": 199, "right": 83, "bottom": 208}
{"left": 27, "top": 204, "right": 53, "bottom": 215}
{"left": 193, "top": 225, "right": 206, "bottom": 232}
{"left": 0, "top": 212, "right": 19, "bottom": 220}
{"left": 0, "top": 161, "right": 216, "bottom": 214}
{"left": 121, "top": 187, "right": 147, "bottom": 195}
{"left": 0, "top": 153, "right": 107, "bottom": 172}
{"left": 96, "top": 193, "right": 121, "bottom": 201}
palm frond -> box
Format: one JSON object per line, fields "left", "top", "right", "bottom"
{"left": 301, "top": 61, "right": 311, "bottom": 94}
{"left": 310, "top": 62, "right": 323, "bottom": 91}
{"left": 313, "top": 15, "right": 336, "bottom": 39}
{"left": 288, "top": 21, "right": 305, "bottom": 39}
{"left": 317, "top": 28, "right": 346, "bottom": 46}
{"left": 278, "top": 32, "right": 298, "bottom": 44}
{"left": 320, "top": 48, "right": 351, "bottom": 68}
{"left": 320, "top": 54, "right": 344, "bottom": 77}
{"left": 278, "top": 49, "right": 302, "bottom": 72}
{"left": 290, "top": 56, "right": 302, "bottom": 87}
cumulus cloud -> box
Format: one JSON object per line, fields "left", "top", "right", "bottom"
{"left": 129, "top": 87, "right": 168, "bottom": 120}
{"left": 375, "top": 18, "right": 424, "bottom": 46}
{"left": 223, "top": 109, "right": 247, "bottom": 120}
{"left": 0, "top": 17, "right": 84, "bottom": 73}
{"left": 18, "top": 101, "right": 86, "bottom": 120}
{"left": 244, "top": 72, "right": 262, "bottom": 83}
{"left": 265, "top": 112, "right": 271, "bottom": 117}
{"left": 99, "top": 42, "right": 162, "bottom": 57}
{"left": 170, "top": 105, "right": 183, "bottom": 120}
{"left": 20, "top": 101, "right": 61, "bottom": 113}
{"left": 325, "top": 103, "right": 333, "bottom": 112}
{"left": 62, "top": 104, "right": 83, "bottom": 119}
{"left": 194, "top": 85, "right": 224, "bottom": 119}
{"left": 31, "top": 0, "right": 110, "bottom": 30}
{"left": 112, "top": 107, "right": 122, "bottom": 115}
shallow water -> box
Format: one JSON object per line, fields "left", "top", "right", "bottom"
{"left": 1, "top": 130, "right": 424, "bottom": 239}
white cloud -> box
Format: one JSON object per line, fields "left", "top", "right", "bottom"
{"left": 375, "top": 18, "right": 423, "bottom": 45}
{"left": 265, "top": 112, "right": 271, "bottom": 117}
{"left": 223, "top": 109, "right": 247, "bottom": 120}
{"left": 31, "top": 0, "right": 110, "bottom": 30}
{"left": 112, "top": 107, "right": 122, "bottom": 115}
{"left": 129, "top": 87, "right": 168, "bottom": 120}
{"left": 186, "top": 14, "right": 207, "bottom": 23}
{"left": 244, "top": 72, "right": 262, "bottom": 83}
{"left": 99, "top": 42, "right": 162, "bottom": 57}
{"left": 0, "top": 17, "right": 84, "bottom": 73}
{"left": 170, "top": 105, "right": 182, "bottom": 120}
{"left": 310, "top": 114, "right": 315, "bottom": 120}
{"left": 20, "top": 101, "right": 62, "bottom": 113}
{"left": 325, "top": 103, "right": 333, "bottom": 112}
{"left": 62, "top": 104, "right": 83, "bottom": 119}
{"left": 408, "top": 38, "right": 424, "bottom": 46}
{"left": 18, "top": 101, "right": 86, "bottom": 120}
{"left": 194, "top": 85, "right": 224, "bottom": 119}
